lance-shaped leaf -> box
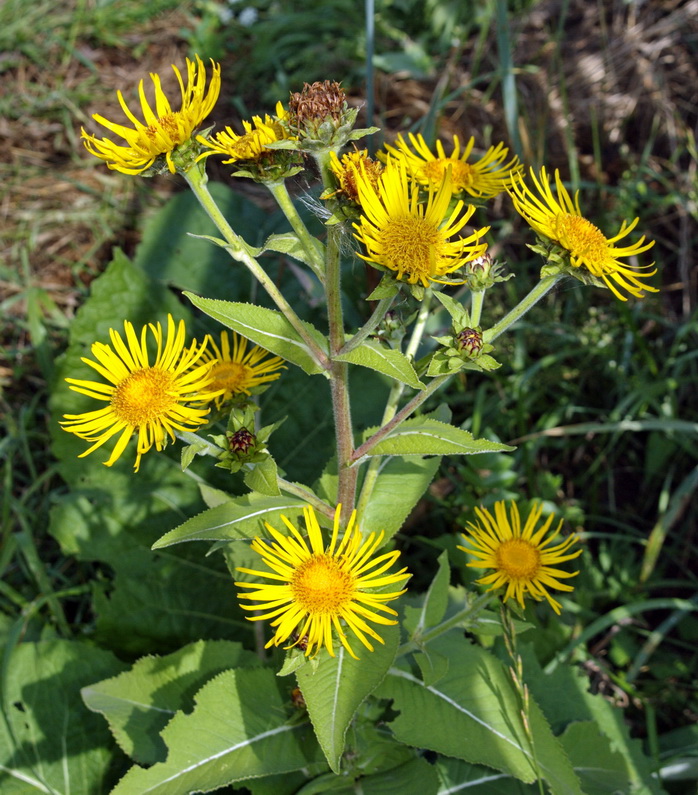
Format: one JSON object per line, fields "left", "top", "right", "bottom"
{"left": 261, "top": 232, "right": 325, "bottom": 271}
{"left": 111, "top": 668, "right": 320, "bottom": 795}
{"left": 296, "top": 622, "right": 400, "bottom": 774}
{"left": 334, "top": 341, "right": 425, "bottom": 391}
{"left": 377, "top": 634, "right": 582, "bottom": 794}
{"left": 82, "top": 640, "right": 259, "bottom": 765}
{"left": 186, "top": 294, "right": 328, "bottom": 375}
{"left": 362, "top": 417, "right": 514, "bottom": 459}
{"left": 152, "top": 493, "right": 308, "bottom": 549}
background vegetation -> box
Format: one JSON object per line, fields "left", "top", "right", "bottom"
{"left": 1, "top": 0, "right": 696, "bottom": 791}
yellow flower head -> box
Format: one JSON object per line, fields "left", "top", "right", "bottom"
{"left": 509, "top": 167, "right": 657, "bottom": 301}
{"left": 236, "top": 505, "right": 410, "bottom": 659}
{"left": 459, "top": 501, "right": 582, "bottom": 614}
{"left": 382, "top": 133, "right": 522, "bottom": 199}
{"left": 82, "top": 55, "right": 221, "bottom": 175}
{"left": 199, "top": 102, "right": 293, "bottom": 165}
{"left": 60, "top": 315, "right": 220, "bottom": 471}
{"left": 328, "top": 148, "right": 383, "bottom": 203}
{"left": 200, "top": 330, "right": 285, "bottom": 408}
{"left": 353, "top": 159, "right": 489, "bottom": 288}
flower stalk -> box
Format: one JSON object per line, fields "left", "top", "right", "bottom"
{"left": 483, "top": 273, "right": 563, "bottom": 343}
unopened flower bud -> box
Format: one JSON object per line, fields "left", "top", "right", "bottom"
{"left": 467, "top": 253, "right": 493, "bottom": 277}
{"left": 456, "top": 327, "right": 483, "bottom": 357}
{"left": 228, "top": 427, "right": 256, "bottom": 455}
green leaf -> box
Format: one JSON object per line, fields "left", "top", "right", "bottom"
{"left": 0, "top": 640, "right": 126, "bottom": 795}
{"left": 378, "top": 634, "right": 582, "bottom": 793}
{"left": 152, "top": 493, "right": 308, "bottom": 548}
{"left": 434, "top": 757, "right": 537, "bottom": 793}
{"left": 335, "top": 341, "right": 424, "bottom": 391}
{"left": 403, "top": 549, "right": 450, "bottom": 637}
{"left": 363, "top": 417, "right": 514, "bottom": 459}
{"left": 360, "top": 455, "right": 440, "bottom": 541}
{"left": 522, "top": 646, "right": 664, "bottom": 793}
{"left": 432, "top": 290, "right": 469, "bottom": 324}
{"left": 81, "top": 640, "right": 259, "bottom": 765}
{"left": 296, "top": 622, "right": 400, "bottom": 773}
{"left": 559, "top": 722, "right": 631, "bottom": 795}
{"left": 358, "top": 757, "right": 440, "bottom": 794}
{"left": 111, "top": 668, "right": 320, "bottom": 794}
{"left": 366, "top": 275, "right": 400, "bottom": 301}
{"left": 244, "top": 456, "right": 281, "bottom": 496}
{"left": 186, "top": 294, "right": 328, "bottom": 375}
{"left": 261, "top": 232, "right": 325, "bottom": 270}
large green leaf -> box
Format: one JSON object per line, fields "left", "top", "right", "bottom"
{"left": 433, "top": 757, "right": 538, "bottom": 793}
{"left": 186, "top": 295, "right": 328, "bottom": 375}
{"left": 111, "top": 668, "right": 320, "bottom": 794}
{"left": 521, "top": 646, "right": 664, "bottom": 793}
{"left": 360, "top": 455, "right": 441, "bottom": 542}
{"left": 362, "top": 417, "right": 514, "bottom": 459}
{"left": 559, "top": 722, "right": 632, "bottom": 795}
{"left": 334, "top": 341, "right": 424, "bottom": 391}
{"left": 377, "top": 634, "right": 582, "bottom": 794}
{"left": 152, "top": 493, "right": 308, "bottom": 548}
{"left": 296, "top": 622, "right": 400, "bottom": 774}
{"left": 0, "top": 640, "right": 126, "bottom": 795}
{"left": 81, "top": 640, "right": 259, "bottom": 765}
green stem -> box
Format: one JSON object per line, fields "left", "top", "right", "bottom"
{"left": 355, "top": 289, "right": 435, "bottom": 522}
{"left": 184, "top": 165, "right": 330, "bottom": 371}
{"left": 326, "top": 225, "right": 358, "bottom": 519}
{"left": 483, "top": 274, "right": 562, "bottom": 343}
{"left": 352, "top": 375, "right": 449, "bottom": 466}
{"left": 338, "top": 295, "right": 395, "bottom": 356}
{"left": 277, "top": 478, "right": 335, "bottom": 519}
{"left": 470, "top": 289, "right": 485, "bottom": 326}
{"left": 265, "top": 180, "right": 326, "bottom": 281}
{"left": 397, "top": 591, "right": 497, "bottom": 658}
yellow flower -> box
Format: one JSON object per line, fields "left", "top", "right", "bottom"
{"left": 509, "top": 167, "right": 657, "bottom": 301}
{"left": 382, "top": 133, "right": 521, "bottom": 199}
{"left": 458, "top": 501, "right": 582, "bottom": 614}
{"left": 199, "top": 102, "right": 293, "bottom": 165}
{"left": 328, "top": 148, "right": 383, "bottom": 203}
{"left": 82, "top": 55, "right": 221, "bottom": 175}
{"left": 60, "top": 315, "right": 220, "bottom": 471}
{"left": 236, "top": 505, "right": 409, "bottom": 659}
{"left": 353, "top": 159, "right": 489, "bottom": 287}
{"left": 200, "top": 330, "right": 285, "bottom": 408}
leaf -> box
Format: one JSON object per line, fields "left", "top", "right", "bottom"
{"left": 0, "top": 640, "right": 126, "bottom": 795}
{"left": 521, "top": 646, "right": 664, "bottom": 793}
{"left": 432, "top": 290, "right": 469, "bottom": 324}
{"left": 377, "top": 634, "right": 582, "bottom": 794}
{"left": 261, "top": 232, "right": 325, "bottom": 270}
{"left": 403, "top": 549, "right": 450, "bottom": 637}
{"left": 111, "top": 668, "right": 320, "bottom": 794}
{"left": 360, "top": 455, "right": 440, "bottom": 541}
{"left": 296, "top": 622, "right": 400, "bottom": 773}
{"left": 186, "top": 294, "right": 328, "bottom": 375}
{"left": 244, "top": 456, "right": 281, "bottom": 496}
{"left": 81, "top": 640, "right": 259, "bottom": 765}
{"left": 363, "top": 417, "right": 515, "bottom": 459}
{"left": 152, "top": 493, "right": 308, "bottom": 548}
{"left": 559, "top": 722, "right": 632, "bottom": 795}
{"left": 433, "top": 757, "right": 538, "bottom": 793}
{"left": 359, "top": 757, "right": 440, "bottom": 794}
{"left": 366, "top": 275, "right": 400, "bottom": 301}
{"left": 334, "top": 341, "right": 424, "bottom": 391}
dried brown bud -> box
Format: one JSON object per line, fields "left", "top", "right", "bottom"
{"left": 227, "top": 427, "right": 256, "bottom": 455}
{"left": 288, "top": 80, "right": 346, "bottom": 132}
{"left": 456, "top": 327, "right": 483, "bottom": 357}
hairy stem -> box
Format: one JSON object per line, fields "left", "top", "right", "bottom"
{"left": 338, "top": 295, "right": 395, "bottom": 356}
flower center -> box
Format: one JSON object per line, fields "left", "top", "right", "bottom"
{"left": 146, "top": 112, "right": 183, "bottom": 143}
{"left": 555, "top": 214, "right": 609, "bottom": 267}
{"left": 495, "top": 539, "right": 541, "bottom": 579}
{"left": 421, "top": 158, "right": 473, "bottom": 190}
{"left": 291, "top": 555, "right": 355, "bottom": 614}
{"left": 209, "top": 361, "right": 250, "bottom": 393}
{"left": 379, "top": 215, "right": 444, "bottom": 278}
{"left": 111, "top": 367, "right": 176, "bottom": 426}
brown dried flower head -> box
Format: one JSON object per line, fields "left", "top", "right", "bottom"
{"left": 289, "top": 81, "right": 346, "bottom": 135}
